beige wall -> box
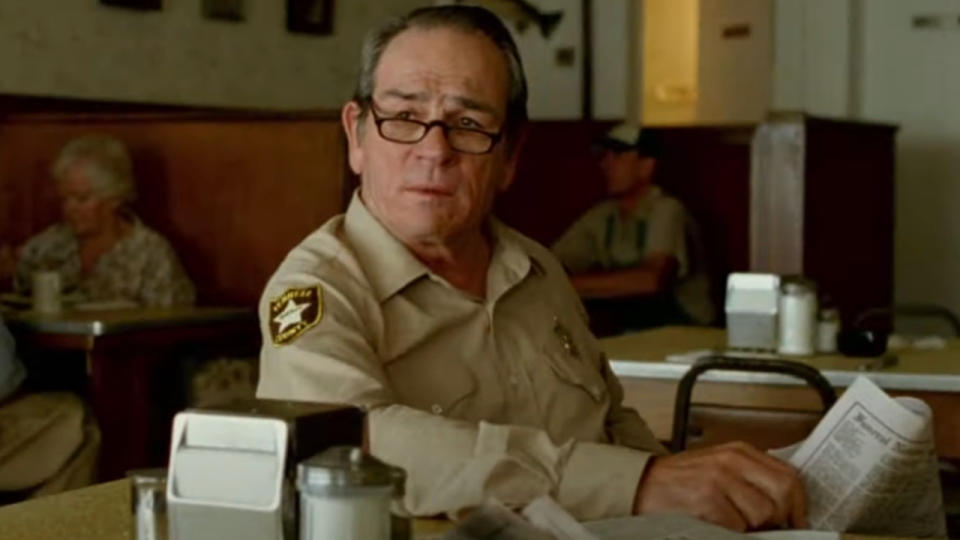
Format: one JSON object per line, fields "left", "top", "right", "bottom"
{"left": 771, "top": 0, "right": 854, "bottom": 117}
{"left": 0, "top": 0, "right": 423, "bottom": 110}
{"left": 858, "top": 0, "right": 960, "bottom": 323}
{"left": 0, "top": 0, "right": 635, "bottom": 119}
{"left": 505, "top": 0, "right": 634, "bottom": 120}
{"left": 696, "top": 0, "right": 771, "bottom": 124}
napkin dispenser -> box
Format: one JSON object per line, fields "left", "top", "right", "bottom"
{"left": 166, "top": 400, "right": 364, "bottom": 540}
{"left": 725, "top": 273, "right": 780, "bottom": 351}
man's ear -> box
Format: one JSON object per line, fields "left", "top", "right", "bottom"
{"left": 499, "top": 127, "right": 528, "bottom": 192}
{"left": 342, "top": 101, "right": 365, "bottom": 175}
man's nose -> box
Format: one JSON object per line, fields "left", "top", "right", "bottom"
{"left": 414, "top": 124, "right": 455, "bottom": 160}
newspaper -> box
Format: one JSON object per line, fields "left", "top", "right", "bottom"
{"left": 782, "top": 376, "right": 947, "bottom": 537}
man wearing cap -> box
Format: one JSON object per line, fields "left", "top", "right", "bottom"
{"left": 257, "top": 5, "right": 805, "bottom": 532}
{"left": 552, "top": 124, "right": 714, "bottom": 331}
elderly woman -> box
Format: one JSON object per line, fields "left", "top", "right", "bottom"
{"left": 11, "top": 134, "right": 195, "bottom": 307}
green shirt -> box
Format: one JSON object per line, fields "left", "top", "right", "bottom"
{"left": 552, "top": 187, "right": 714, "bottom": 324}
{"left": 552, "top": 187, "right": 688, "bottom": 274}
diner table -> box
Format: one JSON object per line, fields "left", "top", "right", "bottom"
{"left": 1, "top": 305, "right": 259, "bottom": 480}
{"left": 0, "top": 479, "right": 924, "bottom": 540}
{"left": 602, "top": 326, "right": 960, "bottom": 459}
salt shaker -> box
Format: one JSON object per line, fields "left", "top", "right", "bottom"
{"left": 817, "top": 308, "right": 840, "bottom": 353}
{"left": 297, "top": 446, "right": 408, "bottom": 540}
{"left": 778, "top": 276, "right": 818, "bottom": 356}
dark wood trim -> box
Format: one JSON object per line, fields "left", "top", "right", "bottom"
{"left": 581, "top": 0, "right": 593, "bottom": 120}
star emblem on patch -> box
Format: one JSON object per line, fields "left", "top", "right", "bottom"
{"left": 269, "top": 285, "right": 323, "bottom": 345}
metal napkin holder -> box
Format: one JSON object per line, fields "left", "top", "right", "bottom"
{"left": 165, "top": 400, "right": 364, "bottom": 540}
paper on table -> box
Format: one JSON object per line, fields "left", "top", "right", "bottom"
{"left": 522, "top": 497, "right": 828, "bottom": 540}
{"left": 452, "top": 497, "right": 841, "bottom": 540}
{"left": 582, "top": 513, "right": 839, "bottom": 540}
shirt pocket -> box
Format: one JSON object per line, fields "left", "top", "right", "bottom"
{"left": 384, "top": 354, "right": 477, "bottom": 418}
{"left": 542, "top": 341, "right": 607, "bottom": 404}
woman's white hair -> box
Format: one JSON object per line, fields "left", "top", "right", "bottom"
{"left": 51, "top": 134, "right": 137, "bottom": 203}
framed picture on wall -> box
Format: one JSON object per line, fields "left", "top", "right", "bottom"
{"left": 286, "top": 0, "right": 334, "bottom": 36}
{"left": 100, "top": 0, "right": 162, "bottom": 10}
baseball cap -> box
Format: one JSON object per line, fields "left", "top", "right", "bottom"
{"left": 593, "top": 123, "right": 661, "bottom": 157}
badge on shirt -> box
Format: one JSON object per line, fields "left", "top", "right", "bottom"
{"left": 269, "top": 285, "right": 323, "bottom": 346}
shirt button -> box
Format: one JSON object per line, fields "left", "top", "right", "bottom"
{"left": 509, "top": 375, "right": 519, "bottom": 387}
{"left": 590, "top": 385, "right": 602, "bottom": 399}
{"left": 431, "top": 404, "right": 443, "bottom": 415}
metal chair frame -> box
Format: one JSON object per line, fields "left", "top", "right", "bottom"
{"left": 670, "top": 355, "right": 837, "bottom": 452}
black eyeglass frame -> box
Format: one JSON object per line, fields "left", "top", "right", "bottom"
{"left": 366, "top": 102, "right": 504, "bottom": 155}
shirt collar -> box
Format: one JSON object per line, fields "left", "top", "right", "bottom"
{"left": 343, "top": 191, "right": 429, "bottom": 302}
{"left": 343, "top": 191, "right": 544, "bottom": 303}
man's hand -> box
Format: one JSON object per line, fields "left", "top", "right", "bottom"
{"left": 633, "top": 442, "right": 808, "bottom": 532}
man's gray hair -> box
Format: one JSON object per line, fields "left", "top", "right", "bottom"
{"left": 51, "top": 134, "right": 136, "bottom": 203}
{"left": 353, "top": 5, "right": 528, "bottom": 148}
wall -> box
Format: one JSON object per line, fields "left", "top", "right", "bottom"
{"left": 0, "top": 0, "right": 636, "bottom": 119}
{"left": 507, "top": 0, "right": 582, "bottom": 119}
{"left": 696, "top": 0, "right": 771, "bottom": 124}
{"left": 591, "top": 0, "right": 633, "bottom": 120}
{"left": 857, "top": 0, "right": 960, "bottom": 321}
{"left": 771, "top": 0, "right": 855, "bottom": 117}
{"left": 506, "top": 0, "right": 634, "bottom": 119}
{"left": 0, "top": 0, "right": 425, "bottom": 110}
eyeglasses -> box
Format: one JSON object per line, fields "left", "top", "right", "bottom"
{"left": 368, "top": 104, "right": 503, "bottom": 155}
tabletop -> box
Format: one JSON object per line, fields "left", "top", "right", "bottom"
{"left": 2, "top": 305, "right": 255, "bottom": 337}
{"left": 0, "top": 480, "right": 925, "bottom": 540}
{"left": 602, "top": 326, "right": 960, "bottom": 393}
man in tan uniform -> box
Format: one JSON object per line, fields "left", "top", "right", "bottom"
{"left": 258, "top": 5, "right": 806, "bottom": 532}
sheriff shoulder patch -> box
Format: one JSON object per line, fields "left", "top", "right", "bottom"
{"left": 269, "top": 285, "right": 323, "bottom": 346}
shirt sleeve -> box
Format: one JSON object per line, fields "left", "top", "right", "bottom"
{"left": 551, "top": 209, "right": 604, "bottom": 274}
{"left": 645, "top": 198, "right": 688, "bottom": 276}
{"left": 257, "top": 272, "right": 657, "bottom": 521}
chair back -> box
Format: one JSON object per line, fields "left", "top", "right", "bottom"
{"left": 670, "top": 355, "right": 837, "bottom": 452}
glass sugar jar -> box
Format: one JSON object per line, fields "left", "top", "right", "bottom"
{"left": 297, "top": 446, "right": 407, "bottom": 540}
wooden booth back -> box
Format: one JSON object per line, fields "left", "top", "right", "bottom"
{"left": 0, "top": 111, "right": 349, "bottom": 306}
{"left": 498, "top": 121, "right": 755, "bottom": 320}
{"left": 0, "top": 112, "right": 758, "bottom": 315}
